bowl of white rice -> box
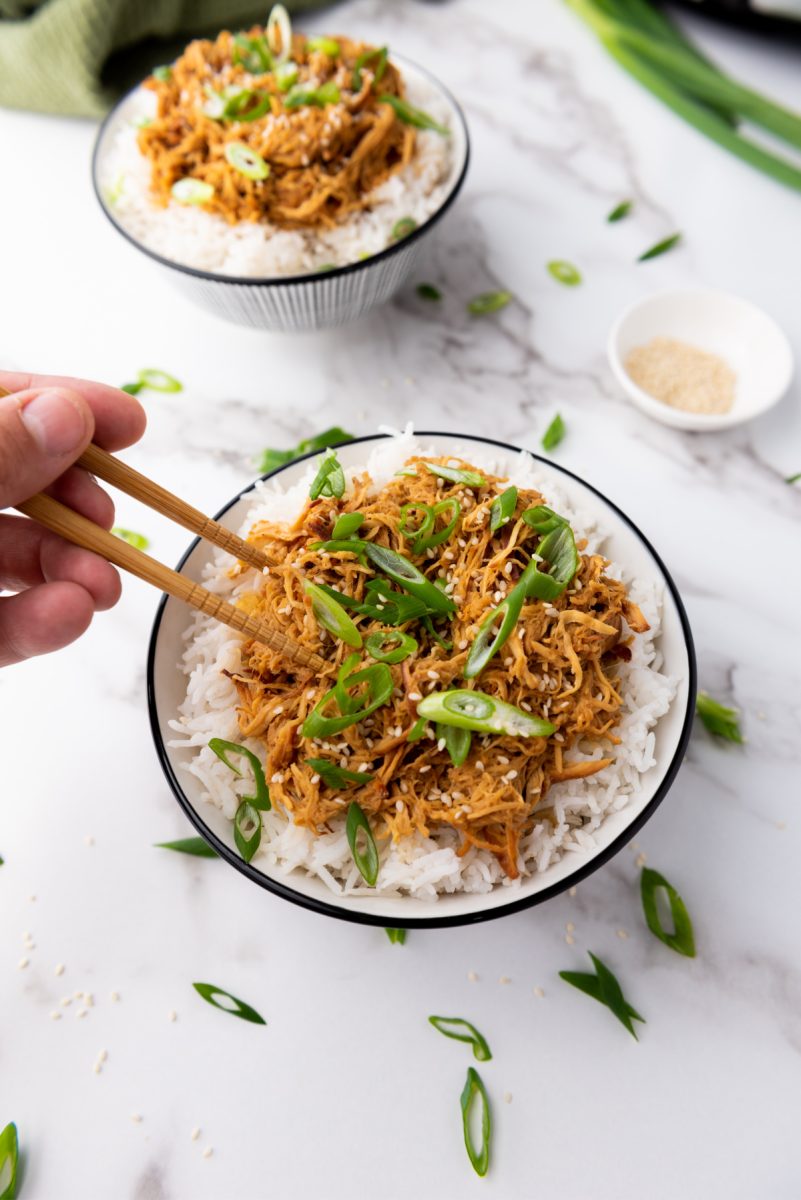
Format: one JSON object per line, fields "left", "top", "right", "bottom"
{"left": 147, "top": 430, "right": 696, "bottom": 928}
{"left": 92, "top": 50, "right": 469, "bottom": 333}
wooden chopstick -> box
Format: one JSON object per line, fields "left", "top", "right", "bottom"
{"left": 15, "top": 491, "right": 327, "bottom": 673}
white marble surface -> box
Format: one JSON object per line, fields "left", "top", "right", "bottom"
{"left": 1, "top": 2, "right": 800, "bottom": 1197}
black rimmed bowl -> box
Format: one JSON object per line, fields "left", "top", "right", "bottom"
{"left": 91, "top": 56, "right": 469, "bottom": 333}
{"left": 148, "top": 433, "right": 695, "bottom": 928}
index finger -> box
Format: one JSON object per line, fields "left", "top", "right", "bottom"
{"left": 0, "top": 372, "right": 147, "bottom": 452}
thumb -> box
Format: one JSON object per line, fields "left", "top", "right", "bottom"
{"left": 0, "top": 388, "right": 94, "bottom": 510}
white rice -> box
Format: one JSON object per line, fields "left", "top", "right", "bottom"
{"left": 167, "top": 429, "right": 677, "bottom": 901}
{"left": 99, "top": 73, "right": 456, "bottom": 277}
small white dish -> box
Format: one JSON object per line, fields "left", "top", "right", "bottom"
{"left": 608, "top": 287, "right": 794, "bottom": 432}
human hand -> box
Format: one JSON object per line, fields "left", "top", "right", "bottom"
{"left": 0, "top": 372, "right": 146, "bottom": 667}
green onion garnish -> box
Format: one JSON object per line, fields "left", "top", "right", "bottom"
{"left": 318, "top": 579, "right": 431, "bottom": 626}
{"left": 467, "top": 291, "right": 512, "bottom": 316}
{"left": 112, "top": 527, "right": 149, "bottom": 550}
{"left": 418, "top": 689, "right": 555, "bottom": 738}
{"left": 331, "top": 511, "right": 364, "bottom": 539}
{"left": 303, "top": 657, "right": 394, "bottom": 738}
{"left": 309, "top": 449, "right": 346, "bottom": 500}
{"left": 416, "top": 283, "right": 442, "bottom": 301}
{"left": 547, "top": 260, "right": 582, "bottom": 286}
{"left": 106, "top": 172, "right": 125, "bottom": 206}
{"left": 233, "top": 799, "right": 261, "bottom": 862}
{"left": 378, "top": 93, "right": 449, "bottom": 135}
{"left": 0, "top": 1122, "right": 19, "bottom": 1200}
{"left": 304, "top": 581, "right": 362, "bottom": 648}
{"left": 424, "top": 463, "right": 485, "bottom": 488}
{"left": 152, "top": 65, "right": 172, "bottom": 82}
{"left": 274, "top": 60, "right": 299, "bottom": 92}
{"left": 192, "top": 982, "right": 266, "bottom": 1024}
{"left": 364, "top": 543, "right": 457, "bottom": 615}
{"left": 154, "top": 837, "right": 217, "bottom": 857}
{"left": 267, "top": 3, "right": 292, "bottom": 64}
{"left": 391, "top": 216, "right": 417, "bottom": 241}
{"left": 785, "top": 471, "right": 801, "bottom": 484}
{"left": 395, "top": 465, "right": 418, "bottom": 477}
{"left": 171, "top": 178, "right": 214, "bottom": 205}
{"left": 259, "top": 427, "right": 353, "bottom": 474}
{"left": 607, "top": 199, "right": 632, "bottom": 222}
{"left": 352, "top": 46, "right": 388, "bottom": 91}
{"left": 638, "top": 232, "right": 681, "bottom": 262}
{"left": 437, "top": 723, "right": 472, "bottom": 767}
{"left": 460, "top": 1068, "right": 491, "bottom": 1177}
{"left": 559, "top": 951, "right": 645, "bottom": 1039}
{"left": 121, "top": 382, "right": 143, "bottom": 395}
{"left": 137, "top": 368, "right": 182, "bottom": 393}
{"left": 522, "top": 522, "right": 579, "bottom": 601}
{"left": 208, "top": 738, "right": 271, "bottom": 810}
{"left": 541, "top": 413, "right": 566, "bottom": 452}
{"left": 407, "top": 716, "right": 427, "bottom": 743}
{"left": 232, "top": 32, "right": 272, "bottom": 73}
{"left": 306, "top": 35, "right": 340, "bottom": 57}
{"left": 489, "top": 486, "right": 517, "bottom": 532}
{"left": 521, "top": 504, "right": 568, "bottom": 536}
{"left": 695, "top": 692, "right": 743, "bottom": 743}
{"left": 399, "top": 498, "right": 460, "bottom": 554}
{"left": 346, "top": 801, "right": 379, "bottom": 886}
{"left": 365, "top": 629, "right": 418, "bottom": 664}
{"left": 225, "top": 141, "right": 270, "bottom": 180}
{"left": 429, "top": 1016, "right": 492, "bottom": 1061}
{"left": 284, "top": 81, "right": 341, "bottom": 109}
{"left": 222, "top": 89, "right": 272, "bottom": 122}
{"left": 640, "top": 867, "right": 696, "bottom": 957}
{"left": 464, "top": 585, "right": 527, "bottom": 680}
{"left": 306, "top": 758, "right": 375, "bottom": 788}
{"left": 385, "top": 927, "right": 406, "bottom": 944}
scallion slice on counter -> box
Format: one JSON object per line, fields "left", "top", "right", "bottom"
{"left": 309, "top": 449, "right": 346, "bottom": 500}
{"left": 365, "top": 629, "right": 418, "bottom": 664}
{"left": 171, "top": 177, "right": 214, "bottom": 205}
{"left": 208, "top": 738, "right": 271, "bottom": 810}
{"left": 695, "top": 692, "right": 743, "bottom": 742}
{"left": 112, "top": 527, "right": 149, "bottom": 550}
{"left": 233, "top": 799, "right": 262, "bottom": 862}
{"left": 304, "top": 581, "right": 362, "bottom": 648}
{"left": 460, "top": 1068, "right": 491, "bottom": 1177}
{"left": 391, "top": 216, "right": 417, "bottom": 241}
{"left": 303, "top": 659, "right": 394, "bottom": 738}
{"left": 559, "top": 951, "right": 645, "bottom": 1039}
{"left": 541, "top": 413, "right": 566, "bottom": 452}
{"left": 786, "top": 472, "right": 801, "bottom": 484}
{"left": 346, "top": 801, "right": 380, "bottom": 886}
{"left": 0, "top": 1121, "right": 19, "bottom": 1200}
{"left": 607, "top": 199, "right": 633, "bottom": 222}
{"left": 306, "top": 35, "right": 340, "bottom": 57}
{"left": 378, "top": 93, "right": 449, "bottom": 135}
{"left": 467, "top": 290, "right": 512, "bottom": 316}
{"left": 306, "top": 759, "right": 375, "bottom": 787}
{"left": 232, "top": 32, "right": 272, "bottom": 73}
{"left": 640, "top": 867, "right": 696, "bottom": 957}
{"left": 418, "top": 689, "right": 555, "bottom": 738}
{"left": 259, "top": 427, "right": 353, "bottom": 474}
{"left": 429, "top": 1016, "right": 492, "bottom": 1061}
{"left": 192, "top": 982, "right": 266, "bottom": 1024}
{"left": 637, "top": 232, "right": 681, "bottom": 262}
{"left": 416, "top": 283, "right": 442, "bottom": 301}
{"left": 225, "top": 141, "right": 270, "bottom": 180}
{"left": 547, "top": 260, "right": 582, "bottom": 286}
{"left": 437, "top": 723, "right": 472, "bottom": 767}
{"left": 385, "top": 927, "right": 406, "bottom": 944}
{"left": 364, "top": 543, "right": 457, "bottom": 615}
{"left": 352, "top": 45, "right": 388, "bottom": 91}
{"left": 152, "top": 65, "right": 172, "bottom": 82}
{"left": 154, "top": 836, "right": 218, "bottom": 857}
{"left": 284, "top": 81, "right": 341, "bottom": 109}
{"left": 274, "top": 60, "right": 299, "bottom": 92}
{"left": 267, "top": 3, "right": 292, "bottom": 63}
{"left": 489, "top": 486, "right": 517, "bottom": 532}
{"left": 424, "top": 463, "right": 485, "bottom": 488}
{"left": 332, "top": 512, "right": 364, "bottom": 539}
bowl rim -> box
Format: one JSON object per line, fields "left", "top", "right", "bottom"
{"left": 146, "top": 430, "right": 697, "bottom": 929}
{"left": 91, "top": 52, "right": 471, "bottom": 289}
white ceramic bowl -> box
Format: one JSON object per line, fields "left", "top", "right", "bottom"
{"left": 608, "top": 287, "right": 794, "bottom": 431}
{"left": 91, "top": 56, "right": 469, "bottom": 333}
{"left": 147, "top": 432, "right": 696, "bottom": 928}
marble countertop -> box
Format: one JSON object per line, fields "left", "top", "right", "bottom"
{"left": 1, "top": 2, "right": 800, "bottom": 1197}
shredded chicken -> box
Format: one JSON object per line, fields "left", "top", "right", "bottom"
{"left": 227, "top": 456, "right": 649, "bottom": 879}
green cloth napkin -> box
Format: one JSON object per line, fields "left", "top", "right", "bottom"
{"left": 0, "top": 0, "right": 326, "bottom": 118}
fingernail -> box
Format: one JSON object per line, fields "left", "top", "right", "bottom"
{"left": 20, "top": 389, "right": 88, "bottom": 456}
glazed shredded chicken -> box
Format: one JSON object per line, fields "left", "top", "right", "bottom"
{"left": 226, "top": 457, "right": 648, "bottom": 879}
{"left": 139, "top": 29, "right": 415, "bottom": 229}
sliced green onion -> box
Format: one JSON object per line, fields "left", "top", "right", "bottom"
{"left": 640, "top": 867, "right": 696, "bottom": 957}
{"left": 559, "top": 951, "right": 645, "bottom": 1039}
{"left": 364, "top": 543, "right": 456, "bottom": 615}
{"left": 233, "top": 799, "right": 261, "bottom": 862}
{"left": 379, "top": 92, "right": 449, "bottom": 135}
{"left": 137, "top": 368, "right": 182, "bottom": 393}
{"left": 208, "top": 737, "right": 271, "bottom": 810}
{"left": 232, "top": 32, "right": 272, "bottom": 73}
{"left": 385, "top": 927, "right": 406, "bottom": 944}
{"left": 547, "top": 259, "right": 582, "bottom": 286}
{"left": 192, "top": 982, "right": 266, "bottom": 1024}
{"left": 399, "top": 503, "right": 434, "bottom": 548}
{"left": 0, "top": 1122, "right": 18, "bottom": 1200}
{"left": 638, "top": 232, "right": 681, "bottom": 262}
{"left": 171, "top": 177, "right": 214, "bottom": 205}
{"left": 222, "top": 89, "right": 271, "bottom": 122}
{"left": 541, "top": 413, "right": 566, "bottom": 451}
{"left": 303, "top": 660, "right": 394, "bottom": 738}
{"left": 422, "top": 614, "right": 452, "bottom": 652}
{"left": 418, "top": 689, "right": 555, "bottom": 738}
{"left": 785, "top": 471, "right": 801, "bottom": 484}
{"left": 106, "top": 172, "right": 125, "bottom": 206}
{"left": 464, "top": 586, "right": 526, "bottom": 679}
{"left": 332, "top": 511, "right": 364, "bottom": 539}
{"left": 489, "top": 486, "right": 517, "bottom": 532}
{"left": 112, "top": 527, "right": 149, "bottom": 550}
{"left": 524, "top": 523, "right": 579, "bottom": 600}
{"left": 267, "top": 3, "right": 292, "bottom": 63}
{"left": 391, "top": 216, "right": 417, "bottom": 241}
{"left": 437, "top": 723, "right": 472, "bottom": 767}
{"left": 306, "top": 35, "right": 340, "bottom": 57}
{"left": 460, "top": 1067, "right": 491, "bottom": 1177}
{"left": 346, "top": 801, "right": 379, "bottom": 886}
{"left": 352, "top": 45, "right": 388, "bottom": 90}
{"left": 365, "top": 629, "right": 418, "bottom": 664}
{"left": 418, "top": 499, "right": 460, "bottom": 553}
{"left": 399, "top": 499, "right": 461, "bottom": 556}
{"left": 424, "top": 463, "right": 485, "bottom": 488}
{"left": 284, "top": 81, "right": 341, "bottom": 109}
{"left": 319, "top": 579, "right": 430, "bottom": 626}
{"left": 695, "top": 692, "right": 743, "bottom": 742}
{"left": 304, "top": 581, "right": 362, "bottom": 648}
{"left": 154, "top": 836, "right": 217, "bottom": 857}
{"left": 309, "top": 449, "right": 346, "bottom": 500}
{"left": 274, "top": 60, "right": 299, "bottom": 91}
{"left": 152, "top": 65, "right": 172, "bottom": 82}
{"left": 225, "top": 141, "right": 270, "bottom": 180}
{"left": 429, "top": 1015, "right": 492, "bottom": 1061}
{"left": 407, "top": 716, "right": 428, "bottom": 742}
{"left": 467, "top": 290, "right": 512, "bottom": 316}
{"left": 521, "top": 504, "right": 567, "bottom": 535}
{"left": 259, "top": 427, "right": 353, "bottom": 474}
{"left": 395, "top": 465, "right": 418, "bottom": 477}
{"left": 607, "top": 199, "right": 632, "bottom": 222}
{"left": 307, "top": 758, "right": 374, "bottom": 788}
{"left": 416, "top": 282, "right": 442, "bottom": 301}
{"left": 121, "top": 382, "right": 143, "bottom": 395}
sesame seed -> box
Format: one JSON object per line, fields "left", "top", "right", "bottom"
{"left": 93, "top": 1063, "right": 102, "bottom": 1075}
{"left": 50, "top": 1011, "right": 62, "bottom": 1021}
{"left": 76, "top": 1008, "right": 88, "bottom": 1019}
{"left": 457, "top": 639, "right": 468, "bottom": 651}
{"left": 635, "top": 852, "right": 647, "bottom": 867}
{"left": 419, "top": 765, "right": 431, "bottom": 774}
{"left": 437, "top": 737, "right": 446, "bottom": 752}
{"left": 84, "top": 836, "right": 95, "bottom": 847}
{"left": 568, "top": 887, "right": 577, "bottom": 897}
{"left": 566, "top": 921, "right": 575, "bottom": 933}
{"left": 18, "top": 957, "right": 29, "bottom": 969}
{"left": 499, "top": 975, "right": 511, "bottom": 985}
{"left": 110, "top": 991, "right": 120, "bottom": 1002}
{"left": 617, "top": 929, "right": 629, "bottom": 940}
{"left": 565, "top": 934, "right": 575, "bottom": 945}
{"left": 169, "top": 1010, "right": 178, "bottom": 1022}
{"left": 497, "top": 755, "right": 510, "bottom": 766}
{"left": 533, "top": 986, "right": 545, "bottom": 998}
{"left": 467, "top": 970, "right": 479, "bottom": 982}
{"left": 131, "top": 1114, "right": 142, "bottom": 1124}
{"left": 55, "top": 964, "right": 65, "bottom": 976}
{"left": 60, "top": 996, "right": 72, "bottom": 1007}
{"left": 408, "top": 691, "right": 422, "bottom": 701}
{"left": 395, "top": 799, "right": 403, "bottom": 812}
{"left": 504, "top": 1092, "right": 513, "bottom": 1104}
{"left": 426, "top": 670, "right": 439, "bottom": 681}
{"left": 99, "top": 1050, "right": 108, "bottom": 1062}
{"left": 310, "top": 774, "right": 320, "bottom": 784}
{"left": 274, "top": 705, "right": 284, "bottom": 715}
{"left": 191, "top": 1128, "right": 201, "bottom": 1142}
{"left": 202, "top": 1147, "right": 213, "bottom": 1159}
{"left": 475, "top": 760, "right": 484, "bottom": 772}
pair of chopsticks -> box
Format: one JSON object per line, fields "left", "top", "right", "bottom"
{"left": 2, "top": 385, "right": 327, "bottom": 672}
